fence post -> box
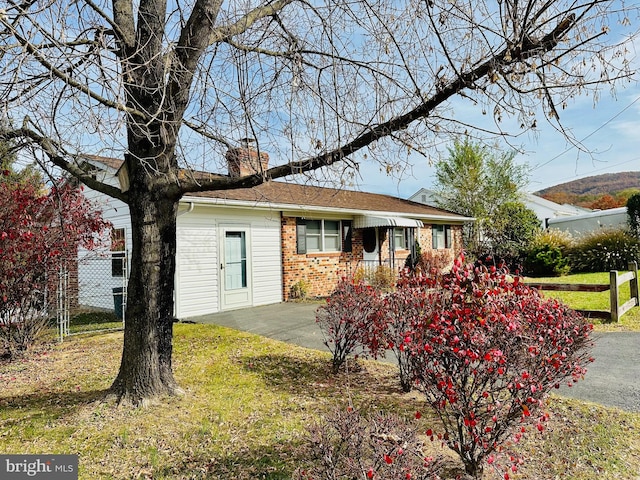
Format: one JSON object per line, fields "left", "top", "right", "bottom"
{"left": 610, "top": 270, "right": 619, "bottom": 323}
{"left": 630, "top": 261, "right": 639, "bottom": 308}
{"left": 57, "top": 261, "right": 69, "bottom": 342}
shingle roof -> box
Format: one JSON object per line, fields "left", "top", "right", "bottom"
{"left": 187, "top": 182, "right": 467, "bottom": 220}
{"left": 85, "top": 155, "right": 468, "bottom": 221}
{"left": 81, "top": 154, "right": 124, "bottom": 171}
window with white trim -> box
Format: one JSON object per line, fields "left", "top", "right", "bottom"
{"left": 394, "top": 228, "right": 408, "bottom": 250}
{"left": 432, "top": 224, "right": 452, "bottom": 249}
{"left": 296, "top": 219, "right": 351, "bottom": 253}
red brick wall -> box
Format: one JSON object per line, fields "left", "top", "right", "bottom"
{"left": 281, "top": 217, "right": 463, "bottom": 299}
{"left": 281, "top": 216, "right": 361, "bottom": 299}
{"left": 418, "top": 224, "right": 464, "bottom": 266}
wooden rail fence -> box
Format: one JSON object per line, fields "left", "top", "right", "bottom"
{"left": 525, "top": 262, "right": 639, "bottom": 322}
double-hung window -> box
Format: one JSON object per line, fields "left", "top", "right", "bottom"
{"left": 393, "top": 228, "right": 408, "bottom": 250}
{"left": 297, "top": 219, "right": 351, "bottom": 253}
{"left": 432, "top": 224, "right": 452, "bottom": 249}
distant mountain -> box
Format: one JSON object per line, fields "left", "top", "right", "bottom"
{"left": 535, "top": 171, "right": 640, "bottom": 209}
{"left": 536, "top": 171, "right": 640, "bottom": 197}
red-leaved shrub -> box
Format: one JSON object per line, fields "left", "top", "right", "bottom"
{"left": 365, "top": 271, "right": 437, "bottom": 392}
{"left": 0, "top": 179, "right": 110, "bottom": 357}
{"left": 407, "top": 256, "right": 594, "bottom": 478}
{"left": 316, "top": 278, "right": 382, "bottom": 373}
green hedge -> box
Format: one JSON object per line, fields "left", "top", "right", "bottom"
{"left": 568, "top": 229, "right": 640, "bottom": 273}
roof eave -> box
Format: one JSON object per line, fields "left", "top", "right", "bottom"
{"left": 181, "top": 195, "right": 474, "bottom": 223}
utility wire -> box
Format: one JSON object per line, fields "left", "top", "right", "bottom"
{"left": 544, "top": 156, "right": 640, "bottom": 185}
{"left": 532, "top": 94, "right": 640, "bottom": 171}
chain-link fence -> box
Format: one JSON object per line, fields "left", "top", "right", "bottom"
{"left": 56, "top": 250, "right": 128, "bottom": 341}
{"left": 1, "top": 250, "right": 127, "bottom": 355}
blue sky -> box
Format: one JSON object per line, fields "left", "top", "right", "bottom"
{"left": 353, "top": 30, "right": 640, "bottom": 200}
{"left": 354, "top": 82, "right": 640, "bottom": 199}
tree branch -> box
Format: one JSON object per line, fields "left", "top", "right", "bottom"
{"left": 0, "top": 125, "right": 128, "bottom": 202}
{"left": 84, "top": 0, "right": 128, "bottom": 46}
{"left": 111, "top": 0, "right": 136, "bottom": 52}
{"left": 0, "top": 14, "right": 146, "bottom": 119}
{"left": 209, "top": 0, "right": 296, "bottom": 44}
{"left": 175, "top": 13, "right": 581, "bottom": 194}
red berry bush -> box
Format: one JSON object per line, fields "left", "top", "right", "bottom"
{"left": 294, "top": 407, "right": 441, "bottom": 480}
{"left": 407, "top": 256, "right": 594, "bottom": 478}
{"left": 315, "top": 278, "right": 382, "bottom": 373}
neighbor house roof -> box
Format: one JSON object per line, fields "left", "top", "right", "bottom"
{"left": 81, "top": 154, "right": 125, "bottom": 171}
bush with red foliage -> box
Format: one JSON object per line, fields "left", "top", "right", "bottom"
{"left": 294, "top": 407, "right": 442, "bottom": 480}
{"left": 0, "top": 177, "right": 110, "bottom": 356}
{"left": 315, "top": 278, "right": 383, "bottom": 373}
{"left": 407, "top": 256, "right": 594, "bottom": 478}
{"left": 365, "top": 271, "right": 437, "bottom": 392}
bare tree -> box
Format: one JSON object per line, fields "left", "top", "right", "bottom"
{"left": 0, "top": 0, "right": 637, "bottom": 405}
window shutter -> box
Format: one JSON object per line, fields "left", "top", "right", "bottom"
{"left": 296, "top": 219, "right": 307, "bottom": 254}
{"left": 445, "top": 225, "right": 452, "bottom": 249}
{"left": 342, "top": 220, "right": 352, "bottom": 252}
{"left": 432, "top": 225, "right": 437, "bottom": 249}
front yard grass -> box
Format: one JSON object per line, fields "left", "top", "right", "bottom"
{"left": 525, "top": 271, "right": 640, "bottom": 332}
{"left": 67, "top": 310, "right": 124, "bottom": 334}
{"left": 1, "top": 324, "right": 640, "bottom": 479}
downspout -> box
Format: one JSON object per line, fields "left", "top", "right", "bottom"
{"left": 178, "top": 201, "right": 195, "bottom": 217}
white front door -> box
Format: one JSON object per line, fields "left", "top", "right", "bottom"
{"left": 220, "top": 226, "right": 252, "bottom": 310}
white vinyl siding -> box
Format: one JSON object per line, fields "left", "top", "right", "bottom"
{"left": 176, "top": 206, "right": 282, "bottom": 317}
{"left": 250, "top": 220, "right": 283, "bottom": 307}
{"left": 77, "top": 191, "right": 132, "bottom": 310}
{"left": 175, "top": 220, "right": 219, "bottom": 317}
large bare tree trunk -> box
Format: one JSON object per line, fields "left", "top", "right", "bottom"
{"left": 110, "top": 187, "right": 181, "bottom": 405}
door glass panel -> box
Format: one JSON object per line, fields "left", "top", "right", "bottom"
{"left": 225, "top": 231, "right": 247, "bottom": 290}
{"left": 363, "top": 228, "right": 377, "bottom": 253}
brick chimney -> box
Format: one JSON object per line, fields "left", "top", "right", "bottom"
{"left": 226, "top": 138, "right": 269, "bottom": 177}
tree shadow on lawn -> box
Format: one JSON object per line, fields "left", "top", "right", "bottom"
{"left": 0, "top": 388, "right": 111, "bottom": 421}
{"left": 236, "top": 350, "right": 411, "bottom": 405}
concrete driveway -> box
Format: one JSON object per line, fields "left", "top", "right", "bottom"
{"left": 186, "top": 303, "right": 640, "bottom": 412}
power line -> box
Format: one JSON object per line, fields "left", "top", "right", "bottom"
{"left": 546, "top": 157, "right": 640, "bottom": 185}
{"left": 532, "top": 94, "right": 640, "bottom": 171}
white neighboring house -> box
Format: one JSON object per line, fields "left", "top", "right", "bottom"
{"left": 408, "top": 188, "right": 589, "bottom": 227}
{"left": 546, "top": 207, "right": 629, "bottom": 236}
{"left": 521, "top": 193, "right": 591, "bottom": 227}
{"left": 74, "top": 156, "right": 132, "bottom": 313}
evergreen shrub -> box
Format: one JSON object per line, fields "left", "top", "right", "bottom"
{"left": 568, "top": 228, "right": 640, "bottom": 272}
